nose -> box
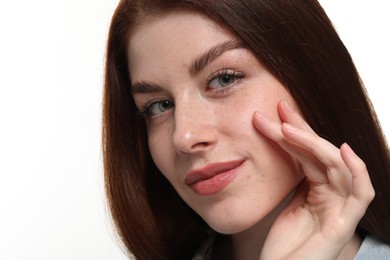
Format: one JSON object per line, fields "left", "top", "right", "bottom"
{"left": 173, "top": 99, "right": 219, "bottom": 154}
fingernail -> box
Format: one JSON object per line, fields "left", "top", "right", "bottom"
{"left": 283, "top": 122, "right": 298, "bottom": 131}
{"left": 281, "top": 100, "right": 293, "bottom": 111}
{"left": 342, "top": 143, "right": 356, "bottom": 156}
{"left": 254, "top": 111, "right": 267, "bottom": 121}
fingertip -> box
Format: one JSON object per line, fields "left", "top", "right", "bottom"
{"left": 253, "top": 110, "right": 261, "bottom": 118}
{"left": 340, "top": 143, "right": 359, "bottom": 166}
{"left": 278, "top": 100, "right": 290, "bottom": 121}
{"left": 253, "top": 111, "right": 265, "bottom": 130}
{"left": 282, "top": 122, "right": 299, "bottom": 132}
{"left": 252, "top": 111, "right": 282, "bottom": 140}
{"left": 279, "top": 100, "right": 293, "bottom": 111}
{"left": 340, "top": 143, "right": 364, "bottom": 167}
{"left": 253, "top": 111, "right": 268, "bottom": 124}
{"left": 281, "top": 122, "right": 304, "bottom": 142}
{"left": 340, "top": 143, "right": 373, "bottom": 200}
{"left": 341, "top": 143, "right": 355, "bottom": 155}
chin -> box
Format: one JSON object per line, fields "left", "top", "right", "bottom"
{"left": 211, "top": 223, "right": 254, "bottom": 235}
{"left": 203, "top": 209, "right": 269, "bottom": 235}
{"left": 198, "top": 190, "right": 295, "bottom": 235}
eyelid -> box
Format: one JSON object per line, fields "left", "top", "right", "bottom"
{"left": 140, "top": 98, "right": 160, "bottom": 117}
{"left": 135, "top": 68, "right": 245, "bottom": 118}
{"left": 139, "top": 98, "right": 174, "bottom": 119}
{"left": 205, "top": 68, "right": 245, "bottom": 91}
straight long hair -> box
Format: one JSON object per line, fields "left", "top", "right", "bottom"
{"left": 103, "top": 0, "right": 390, "bottom": 259}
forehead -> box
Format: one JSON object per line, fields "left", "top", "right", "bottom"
{"left": 127, "top": 10, "right": 236, "bottom": 80}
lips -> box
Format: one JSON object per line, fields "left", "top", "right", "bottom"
{"left": 185, "top": 159, "right": 245, "bottom": 195}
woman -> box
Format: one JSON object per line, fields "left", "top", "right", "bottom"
{"left": 103, "top": 0, "right": 390, "bottom": 259}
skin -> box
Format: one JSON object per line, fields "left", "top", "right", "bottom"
{"left": 128, "top": 10, "right": 374, "bottom": 260}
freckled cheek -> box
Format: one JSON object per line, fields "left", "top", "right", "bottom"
{"left": 147, "top": 127, "right": 175, "bottom": 179}
{"left": 217, "top": 89, "right": 301, "bottom": 174}
{"left": 214, "top": 93, "right": 272, "bottom": 134}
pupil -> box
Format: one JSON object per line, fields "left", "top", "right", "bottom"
{"left": 221, "top": 75, "right": 233, "bottom": 85}
{"left": 160, "top": 101, "right": 170, "bottom": 109}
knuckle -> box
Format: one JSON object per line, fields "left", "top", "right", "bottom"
{"left": 355, "top": 159, "right": 367, "bottom": 172}
{"left": 361, "top": 186, "right": 375, "bottom": 204}
{"left": 367, "top": 187, "right": 376, "bottom": 202}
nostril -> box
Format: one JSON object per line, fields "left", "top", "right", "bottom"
{"left": 173, "top": 128, "right": 218, "bottom": 154}
{"left": 191, "top": 142, "right": 210, "bottom": 150}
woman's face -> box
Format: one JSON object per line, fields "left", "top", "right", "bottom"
{"left": 128, "top": 10, "right": 303, "bottom": 234}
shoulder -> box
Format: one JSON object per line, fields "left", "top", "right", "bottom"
{"left": 355, "top": 235, "right": 390, "bottom": 260}
{"left": 193, "top": 233, "right": 390, "bottom": 259}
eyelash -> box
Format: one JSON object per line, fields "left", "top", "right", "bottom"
{"left": 138, "top": 69, "right": 246, "bottom": 119}
{"left": 139, "top": 98, "right": 172, "bottom": 119}
{"left": 206, "top": 68, "right": 245, "bottom": 94}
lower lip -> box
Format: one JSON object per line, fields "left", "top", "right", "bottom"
{"left": 189, "top": 164, "right": 243, "bottom": 196}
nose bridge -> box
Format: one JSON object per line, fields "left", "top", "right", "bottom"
{"left": 173, "top": 95, "right": 217, "bottom": 153}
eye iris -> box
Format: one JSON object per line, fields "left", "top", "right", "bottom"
{"left": 159, "top": 100, "right": 172, "bottom": 111}
{"left": 219, "top": 74, "right": 234, "bottom": 86}
{"left": 153, "top": 100, "right": 173, "bottom": 115}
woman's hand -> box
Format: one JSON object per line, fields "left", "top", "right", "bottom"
{"left": 253, "top": 101, "right": 375, "bottom": 260}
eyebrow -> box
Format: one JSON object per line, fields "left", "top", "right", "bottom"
{"left": 190, "top": 40, "right": 244, "bottom": 76}
{"left": 131, "top": 81, "right": 163, "bottom": 94}
{"left": 131, "top": 40, "right": 244, "bottom": 94}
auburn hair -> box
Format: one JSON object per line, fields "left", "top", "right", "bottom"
{"left": 103, "top": 0, "right": 390, "bottom": 259}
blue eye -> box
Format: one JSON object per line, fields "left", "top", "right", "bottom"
{"left": 141, "top": 100, "right": 174, "bottom": 118}
{"left": 208, "top": 70, "right": 244, "bottom": 90}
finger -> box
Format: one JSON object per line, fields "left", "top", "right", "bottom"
{"left": 253, "top": 111, "right": 283, "bottom": 141}
{"left": 278, "top": 100, "right": 314, "bottom": 134}
{"left": 277, "top": 101, "right": 331, "bottom": 183}
{"left": 340, "top": 143, "right": 375, "bottom": 220}
{"left": 253, "top": 111, "right": 327, "bottom": 184}
{"left": 254, "top": 109, "right": 351, "bottom": 190}
{"left": 282, "top": 123, "right": 353, "bottom": 192}
{"left": 278, "top": 100, "right": 350, "bottom": 186}
{"left": 281, "top": 122, "right": 340, "bottom": 167}
{"left": 340, "top": 143, "right": 374, "bottom": 200}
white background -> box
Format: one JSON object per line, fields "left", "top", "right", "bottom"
{"left": 0, "top": 1, "right": 388, "bottom": 259}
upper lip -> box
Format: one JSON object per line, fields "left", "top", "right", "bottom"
{"left": 185, "top": 159, "right": 246, "bottom": 185}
